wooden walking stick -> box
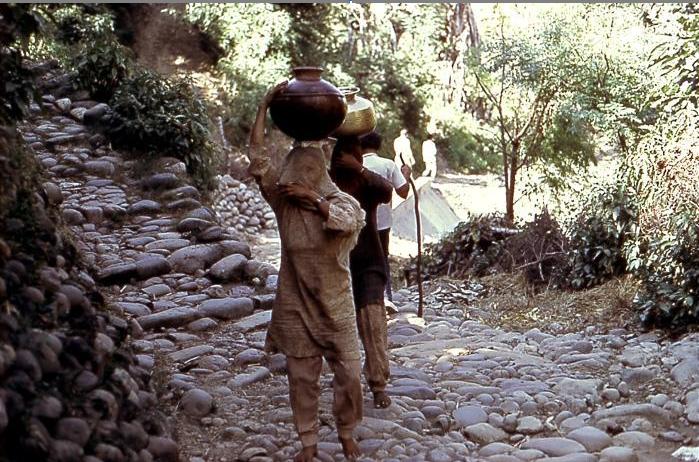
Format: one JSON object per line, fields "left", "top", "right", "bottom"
{"left": 400, "top": 154, "right": 424, "bottom": 318}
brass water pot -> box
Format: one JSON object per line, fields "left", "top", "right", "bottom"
{"left": 332, "top": 86, "right": 377, "bottom": 137}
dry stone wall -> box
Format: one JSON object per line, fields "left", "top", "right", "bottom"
{"left": 211, "top": 175, "right": 276, "bottom": 236}
{"left": 0, "top": 129, "right": 178, "bottom": 460}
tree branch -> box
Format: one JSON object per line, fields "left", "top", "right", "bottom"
{"left": 474, "top": 71, "right": 498, "bottom": 106}
{"left": 515, "top": 87, "right": 548, "bottom": 141}
{"left": 474, "top": 68, "right": 513, "bottom": 144}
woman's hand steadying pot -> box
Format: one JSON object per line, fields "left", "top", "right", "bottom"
{"left": 263, "top": 80, "right": 289, "bottom": 106}
{"left": 250, "top": 80, "right": 288, "bottom": 148}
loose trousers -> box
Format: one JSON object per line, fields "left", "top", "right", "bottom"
{"left": 286, "top": 356, "right": 363, "bottom": 448}
{"left": 378, "top": 228, "right": 392, "bottom": 301}
{"left": 356, "top": 302, "right": 390, "bottom": 393}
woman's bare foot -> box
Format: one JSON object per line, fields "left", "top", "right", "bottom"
{"left": 373, "top": 391, "right": 392, "bottom": 408}
{"left": 293, "top": 445, "right": 317, "bottom": 462}
{"left": 339, "top": 436, "right": 361, "bottom": 460}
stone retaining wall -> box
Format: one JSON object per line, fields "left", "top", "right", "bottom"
{"left": 211, "top": 175, "right": 276, "bottom": 236}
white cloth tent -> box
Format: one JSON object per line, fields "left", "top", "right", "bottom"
{"left": 391, "top": 178, "right": 461, "bottom": 242}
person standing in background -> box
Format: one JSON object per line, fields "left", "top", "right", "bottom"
{"left": 393, "top": 128, "right": 415, "bottom": 169}
{"left": 421, "top": 133, "right": 437, "bottom": 178}
{"left": 360, "top": 132, "right": 410, "bottom": 302}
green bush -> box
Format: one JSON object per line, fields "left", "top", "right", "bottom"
{"left": 71, "top": 37, "right": 131, "bottom": 100}
{"left": 107, "top": 70, "right": 217, "bottom": 190}
{"left": 181, "top": 4, "right": 291, "bottom": 142}
{"left": 620, "top": 113, "right": 699, "bottom": 328}
{"left": 23, "top": 4, "right": 116, "bottom": 66}
{"left": 417, "top": 214, "right": 511, "bottom": 279}
{"left": 634, "top": 213, "right": 699, "bottom": 328}
{"left": 565, "top": 187, "right": 636, "bottom": 289}
{"left": 52, "top": 4, "right": 114, "bottom": 45}
{"left": 434, "top": 119, "right": 500, "bottom": 174}
{"left": 0, "top": 4, "right": 40, "bottom": 125}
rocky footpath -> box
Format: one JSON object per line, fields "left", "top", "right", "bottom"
{"left": 154, "top": 282, "right": 699, "bottom": 462}
{"left": 15, "top": 91, "right": 699, "bottom": 462}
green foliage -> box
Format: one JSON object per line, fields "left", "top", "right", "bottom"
{"left": 433, "top": 110, "right": 499, "bottom": 173}
{"left": 50, "top": 4, "right": 115, "bottom": 45}
{"left": 182, "top": 4, "right": 442, "bottom": 153}
{"left": 183, "top": 4, "right": 291, "bottom": 140}
{"left": 635, "top": 213, "right": 699, "bottom": 329}
{"left": 619, "top": 112, "right": 699, "bottom": 328}
{"left": 566, "top": 188, "right": 636, "bottom": 289}
{"left": 108, "top": 70, "right": 218, "bottom": 190}
{"left": 278, "top": 4, "right": 341, "bottom": 68}
{"left": 466, "top": 4, "right": 660, "bottom": 220}
{"left": 541, "top": 109, "right": 596, "bottom": 171}
{"left": 648, "top": 4, "right": 699, "bottom": 113}
{"left": 18, "top": 5, "right": 130, "bottom": 101}
{"left": 21, "top": 4, "right": 115, "bottom": 65}
{"left": 0, "top": 4, "right": 41, "bottom": 125}
{"left": 27, "top": 5, "right": 132, "bottom": 100}
{"left": 71, "top": 37, "right": 132, "bottom": 100}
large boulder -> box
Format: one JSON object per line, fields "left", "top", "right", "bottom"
{"left": 209, "top": 254, "right": 248, "bottom": 282}
{"left": 137, "top": 308, "right": 200, "bottom": 330}
{"left": 198, "top": 298, "right": 254, "bottom": 320}
{"left": 168, "top": 241, "right": 251, "bottom": 274}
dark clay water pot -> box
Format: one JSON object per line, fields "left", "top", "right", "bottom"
{"left": 269, "top": 67, "right": 347, "bottom": 141}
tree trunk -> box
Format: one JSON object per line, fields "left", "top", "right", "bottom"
{"left": 463, "top": 3, "right": 480, "bottom": 48}
{"left": 505, "top": 142, "right": 519, "bottom": 223}
{"left": 505, "top": 180, "right": 515, "bottom": 224}
{"left": 445, "top": 3, "right": 480, "bottom": 106}
{"left": 618, "top": 131, "right": 628, "bottom": 155}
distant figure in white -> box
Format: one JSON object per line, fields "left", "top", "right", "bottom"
{"left": 421, "top": 134, "right": 437, "bottom": 178}
{"left": 393, "top": 129, "right": 415, "bottom": 169}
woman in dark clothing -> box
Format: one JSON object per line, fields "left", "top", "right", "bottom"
{"left": 330, "top": 136, "right": 394, "bottom": 408}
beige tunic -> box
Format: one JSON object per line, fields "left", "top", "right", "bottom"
{"left": 249, "top": 144, "right": 365, "bottom": 360}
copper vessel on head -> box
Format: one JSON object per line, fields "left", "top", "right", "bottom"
{"left": 333, "top": 86, "right": 377, "bottom": 137}
{"left": 269, "top": 67, "right": 347, "bottom": 141}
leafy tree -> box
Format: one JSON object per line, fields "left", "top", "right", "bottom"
{"left": 183, "top": 4, "right": 292, "bottom": 140}
{"left": 575, "top": 4, "right": 658, "bottom": 155}
{"left": 183, "top": 3, "right": 449, "bottom": 167}
{"left": 277, "top": 4, "right": 343, "bottom": 69}
{"left": 472, "top": 13, "right": 598, "bottom": 222}
{"left": 647, "top": 3, "right": 699, "bottom": 113}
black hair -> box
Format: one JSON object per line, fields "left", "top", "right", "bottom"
{"left": 360, "top": 131, "right": 382, "bottom": 151}
{"left": 330, "top": 135, "right": 362, "bottom": 181}
{"left": 331, "top": 135, "right": 362, "bottom": 163}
